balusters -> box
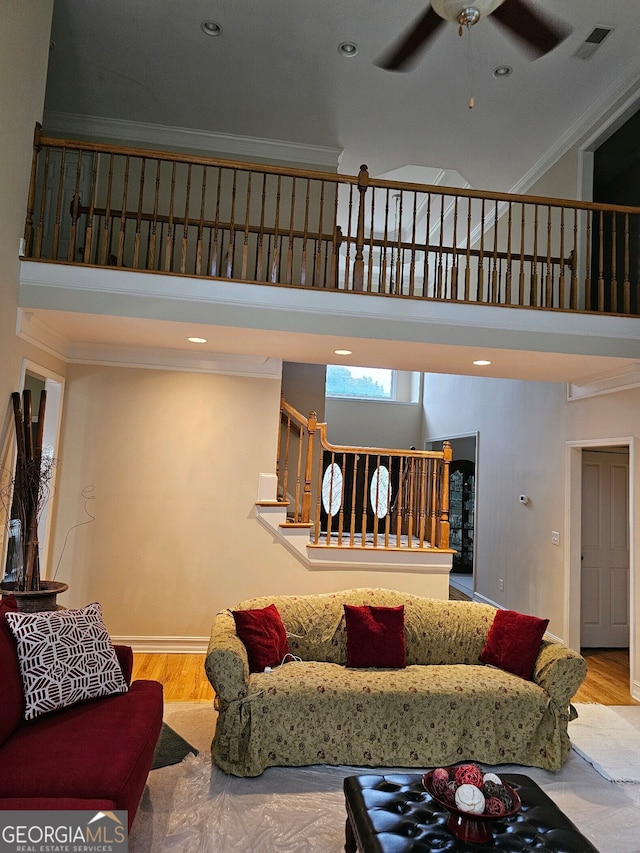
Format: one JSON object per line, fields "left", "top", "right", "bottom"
{"left": 24, "top": 132, "right": 640, "bottom": 317}
{"left": 179, "top": 163, "right": 192, "bottom": 274}
{"left": 366, "top": 188, "right": 375, "bottom": 292}
{"left": 68, "top": 151, "right": 83, "bottom": 261}
{"left": 256, "top": 172, "right": 267, "bottom": 280}
{"left": 301, "top": 178, "right": 310, "bottom": 286}
{"left": 51, "top": 147, "right": 66, "bottom": 260}
{"left": 270, "top": 175, "right": 281, "bottom": 283}
{"left": 504, "top": 202, "right": 513, "bottom": 305}
{"left": 353, "top": 164, "right": 368, "bottom": 291}
{"left": 227, "top": 170, "right": 238, "bottom": 279}
{"left": 597, "top": 209, "right": 605, "bottom": 311}
{"left": 116, "top": 155, "right": 130, "bottom": 266}
{"left": 241, "top": 171, "right": 252, "bottom": 281}
{"left": 623, "top": 213, "right": 630, "bottom": 315}
{"left": 83, "top": 153, "right": 98, "bottom": 264}
{"left": 211, "top": 167, "right": 222, "bottom": 277}
{"left": 477, "top": 199, "right": 486, "bottom": 302}
{"left": 610, "top": 211, "right": 618, "bottom": 312}
{"left": 163, "top": 161, "right": 176, "bottom": 272}
{"left": 195, "top": 165, "right": 207, "bottom": 276}
{"left": 408, "top": 192, "right": 418, "bottom": 297}
{"left": 99, "top": 154, "right": 114, "bottom": 265}
{"left": 558, "top": 207, "right": 565, "bottom": 309}
{"left": 133, "top": 158, "right": 146, "bottom": 269}
{"left": 491, "top": 200, "right": 499, "bottom": 303}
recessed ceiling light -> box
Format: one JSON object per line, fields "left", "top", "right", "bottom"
{"left": 201, "top": 20, "right": 223, "bottom": 37}
{"left": 473, "top": 359, "right": 492, "bottom": 366}
{"left": 188, "top": 336, "right": 207, "bottom": 344}
{"left": 338, "top": 42, "right": 358, "bottom": 57}
{"left": 493, "top": 65, "right": 512, "bottom": 78}
{"left": 334, "top": 349, "right": 353, "bottom": 356}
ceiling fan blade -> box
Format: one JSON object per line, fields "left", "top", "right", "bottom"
{"left": 376, "top": 6, "right": 445, "bottom": 72}
{"left": 491, "top": 0, "right": 571, "bottom": 57}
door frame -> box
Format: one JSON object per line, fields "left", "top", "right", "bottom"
{"left": 565, "top": 436, "right": 638, "bottom": 700}
{"left": 18, "top": 359, "right": 65, "bottom": 581}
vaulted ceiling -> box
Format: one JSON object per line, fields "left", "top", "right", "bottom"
{"left": 28, "top": 1, "right": 640, "bottom": 385}
{"left": 44, "top": 1, "right": 640, "bottom": 191}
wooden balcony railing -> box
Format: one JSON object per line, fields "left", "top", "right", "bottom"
{"left": 278, "top": 398, "right": 451, "bottom": 551}
{"left": 24, "top": 123, "right": 640, "bottom": 315}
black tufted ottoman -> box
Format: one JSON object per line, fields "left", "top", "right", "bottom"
{"left": 344, "top": 773, "right": 599, "bottom": 852}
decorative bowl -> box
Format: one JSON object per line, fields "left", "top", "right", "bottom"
{"left": 422, "top": 768, "right": 521, "bottom": 844}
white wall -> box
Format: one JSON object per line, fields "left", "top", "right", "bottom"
{"left": 325, "top": 398, "right": 423, "bottom": 449}
{"left": 422, "top": 373, "right": 640, "bottom": 661}
{"left": 50, "top": 363, "right": 442, "bottom": 642}
{"left": 0, "top": 1, "right": 55, "bottom": 412}
{"left": 0, "top": 2, "right": 67, "bottom": 556}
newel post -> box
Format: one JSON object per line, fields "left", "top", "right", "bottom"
{"left": 440, "top": 440, "right": 452, "bottom": 549}
{"left": 302, "top": 411, "right": 318, "bottom": 523}
{"left": 353, "top": 164, "right": 369, "bottom": 292}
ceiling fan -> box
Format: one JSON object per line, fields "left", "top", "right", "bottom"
{"left": 377, "top": 0, "right": 571, "bottom": 72}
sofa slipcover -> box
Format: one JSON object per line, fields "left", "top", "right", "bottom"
{"left": 205, "top": 588, "right": 586, "bottom": 777}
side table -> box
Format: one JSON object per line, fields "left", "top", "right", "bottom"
{"left": 344, "top": 772, "right": 599, "bottom": 852}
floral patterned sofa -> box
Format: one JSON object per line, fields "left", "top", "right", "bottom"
{"left": 204, "top": 588, "right": 586, "bottom": 777}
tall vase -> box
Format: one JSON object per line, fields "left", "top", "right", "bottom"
{"left": 0, "top": 580, "right": 69, "bottom": 612}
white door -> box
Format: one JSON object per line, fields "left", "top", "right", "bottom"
{"left": 580, "top": 450, "right": 629, "bottom": 648}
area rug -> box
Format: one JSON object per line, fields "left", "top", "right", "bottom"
{"left": 130, "top": 702, "right": 640, "bottom": 852}
{"left": 152, "top": 722, "right": 199, "bottom": 770}
{"left": 570, "top": 703, "right": 640, "bottom": 782}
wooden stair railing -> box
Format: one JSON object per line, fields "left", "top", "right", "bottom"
{"left": 278, "top": 397, "right": 451, "bottom": 551}
{"left": 24, "top": 124, "right": 640, "bottom": 315}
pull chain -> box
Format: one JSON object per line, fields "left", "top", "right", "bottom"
{"left": 459, "top": 22, "right": 475, "bottom": 109}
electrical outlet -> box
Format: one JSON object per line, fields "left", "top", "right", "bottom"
{"left": 498, "top": 578, "right": 504, "bottom": 592}
{"left": 551, "top": 531, "right": 560, "bottom": 546}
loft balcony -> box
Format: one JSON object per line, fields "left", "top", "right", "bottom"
{"left": 22, "top": 125, "right": 640, "bottom": 317}
{"left": 17, "top": 124, "right": 640, "bottom": 397}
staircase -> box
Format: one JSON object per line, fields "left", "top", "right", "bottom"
{"left": 254, "top": 399, "right": 455, "bottom": 587}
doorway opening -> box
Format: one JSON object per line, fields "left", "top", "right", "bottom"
{"left": 566, "top": 437, "right": 636, "bottom": 702}
{"left": 425, "top": 432, "right": 478, "bottom": 600}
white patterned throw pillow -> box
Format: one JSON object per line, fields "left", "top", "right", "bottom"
{"left": 6, "top": 601, "right": 128, "bottom": 721}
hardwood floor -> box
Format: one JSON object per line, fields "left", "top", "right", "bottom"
{"left": 573, "top": 648, "right": 638, "bottom": 705}
{"left": 131, "top": 646, "right": 638, "bottom": 705}
{"left": 132, "top": 652, "right": 214, "bottom": 702}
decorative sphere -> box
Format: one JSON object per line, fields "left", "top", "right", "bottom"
{"left": 485, "top": 796, "right": 506, "bottom": 816}
{"left": 483, "top": 772, "right": 502, "bottom": 785}
{"left": 454, "top": 763, "right": 484, "bottom": 788}
{"left": 455, "top": 783, "right": 486, "bottom": 814}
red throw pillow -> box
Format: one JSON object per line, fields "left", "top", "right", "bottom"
{"left": 344, "top": 604, "right": 406, "bottom": 668}
{"left": 479, "top": 609, "right": 549, "bottom": 680}
{"left": 0, "top": 595, "right": 24, "bottom": 746}
{"left": 232, "top": 603, "right": 290, "bottom": 673}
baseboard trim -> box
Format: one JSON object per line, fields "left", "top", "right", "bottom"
{"left": 112, "top": 635, "right": 209, "bottom": 654}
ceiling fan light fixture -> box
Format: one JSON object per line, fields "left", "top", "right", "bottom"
{"left": 431, "top": 0, "right": 504, "bottom": 25}
{"left": 458, "top": 7, "right": 480, "bottom": 27}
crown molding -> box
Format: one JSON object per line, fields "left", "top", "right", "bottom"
{"left": 510, "top": 62, "right": 640, "bottom": 196}
{"left": 42, "top": 111, "right": 343, "bottom": 171}
{"left": 17, "top": 308, "right": 281, "bottom": 378}
{"left": 567, "top": 362, "right": 640, "bottom": 401}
